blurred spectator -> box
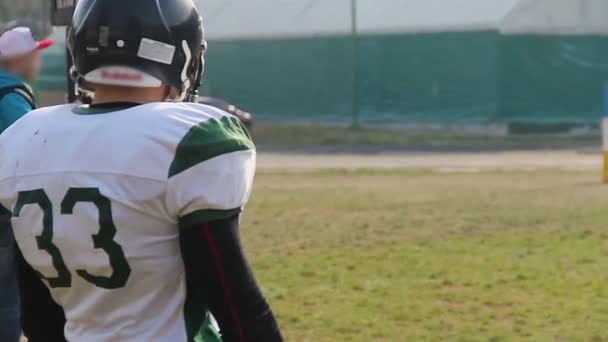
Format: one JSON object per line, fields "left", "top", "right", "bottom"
{"left": 0, "top": 27, "right": 54, "bottom": 129}
{"left": 0, "top": 26, "right": 53, "bottom": 342}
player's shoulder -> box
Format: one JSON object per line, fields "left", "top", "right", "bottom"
{"left": 0, "top": 104, "right": 75, "bottom": 139}
{"left": 29, "top": 103, "right": 77, "bottom": 117}
{"left": 150, "top": 102, "right": 255, "bottom": 178}
{"left": 145, "top": 102, "right": 239, "bottom": 125}
{"left": 14, "top": 103, "right": 75, "bottom": 121}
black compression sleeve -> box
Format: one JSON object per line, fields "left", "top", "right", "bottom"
{"left": 179, "top": 215, "right": 283, "bottom": 342}
{"left": 15, "top": 245, "right": 67, "bottom": 342}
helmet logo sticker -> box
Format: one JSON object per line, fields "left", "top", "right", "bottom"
{"left": 101, "top": 69, "right": 143, "bottom": 81}
{"left": 99, "top": 26, "right": 110, "bottom": 47}
{"left": 85, "top": 66, "right": 162, "bottom": 88}
{"left": 137, "top": 38, "right": 176, "bottom": 65}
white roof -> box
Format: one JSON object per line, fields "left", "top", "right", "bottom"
{"left": 201, "top": 0, "right": 520, "bottom": 39}
{"left": 52, "top": 0, "right": 608, "bottom": 41}
{"left": 201, "top": 0, "right": 352, "bottom": 39}
{"left": 358, "top": 0, "right": 519, "bottom": 34}
{"left": 500, "top": 0, "right": 608, "bottom": 34}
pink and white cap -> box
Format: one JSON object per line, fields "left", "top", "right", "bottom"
{"left": 0, "top": 27, "right": 54, "bottom": 59}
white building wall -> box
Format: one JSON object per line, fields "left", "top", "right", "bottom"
{"left": 500, "top": 0, "right": 608, "bottom": 34}
{"left": 47, "top": 0, "right": 608, "bottom": 43}
{"left": 200, "top": 0, "right": 519, "bottom": 40}
{"left": 357, "top": 0, "right": 518, "bottom": 34}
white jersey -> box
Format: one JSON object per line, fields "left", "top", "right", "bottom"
{"left": 0, "top": 102, "right": 256, "bottom": 342}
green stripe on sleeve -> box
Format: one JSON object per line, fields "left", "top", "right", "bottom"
{"left": 169, "top": 116, "right": 255, "bottom": 178}
{"left": 180, "top": 208, "right": 243, "bottom": 228}
{"left": 184, "top": 294, "right": 222, "bottom": 342}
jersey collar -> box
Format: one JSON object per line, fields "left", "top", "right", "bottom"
{"left": 72, "top": 102, "right": 142, "bottom": 115}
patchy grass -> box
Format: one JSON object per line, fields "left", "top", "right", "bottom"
{"left": 243, "top": 170, "right": 608, "bottom": 341}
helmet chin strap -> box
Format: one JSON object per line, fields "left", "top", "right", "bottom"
{"left": 179, "top": 40, "right": 206, "bottom": 103}
{"left": 70, "top": 65, "right": 94, "bottom": 104}
{"left": 186, "top": 50, "right": 204, "bottom": 103}
{"left": 174, "top": 40, "right": 193, "bottom": 102}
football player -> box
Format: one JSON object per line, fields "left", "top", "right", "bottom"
{"left": 0, "top": 0, "right": 283, "bottom": 341}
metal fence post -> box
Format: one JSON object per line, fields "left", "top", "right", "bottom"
{"left": 351, "top": 0, "right": 360, "bottom": 128}
{"left": 603, "top": 86, "right": 608, "bottom": 182}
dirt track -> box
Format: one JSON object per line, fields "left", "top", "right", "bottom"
{"left": 257, "top": 150, "right": 602, "bottom": 171}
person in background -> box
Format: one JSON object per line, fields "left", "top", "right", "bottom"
{"left": 0, "top": 0, "right": 283, "bottom": 340}
{"left": 0, "top": 26, "right": 54, "bottom": 342}
{"left": 0, "top": 27, "right": 53, "bottom": 130}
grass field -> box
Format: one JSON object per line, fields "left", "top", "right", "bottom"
{"left": 243, "top": 169, "right": 608, "bottom": 341}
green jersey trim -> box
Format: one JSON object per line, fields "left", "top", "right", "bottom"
{"left": 169, "top": 116, "right": 254, "bottom": 178}
{"left": 184, "top": 290, "right": 221, "bottom": 342}
{"left": 195, "top": 314, "right": 222, "bottom": 342}
{"left": 180, "top": 208, "right": 242, "bottom": 228}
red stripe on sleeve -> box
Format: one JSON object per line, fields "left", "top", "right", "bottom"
{"left": 204, "top": 223, "right": 246, "bottom": 342}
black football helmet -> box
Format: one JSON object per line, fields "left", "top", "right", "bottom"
{"left": 68, "top": 0, "right": 205, "bottom": 100}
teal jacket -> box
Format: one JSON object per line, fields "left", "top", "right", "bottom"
{"left": 0, "top": 69, "right": 34, "bottom": 133}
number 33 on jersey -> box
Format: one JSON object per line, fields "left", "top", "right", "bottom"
{"left": 0, "top": 102, "right": 256, "bottom": 342}
{"left": 14, "top": 187, "right": 131, "bottom": 289}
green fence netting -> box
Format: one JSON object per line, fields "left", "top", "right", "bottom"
{"left": 499, "top": 34, "right": 608, "bottom": 124}
{"left": 36, "top": 30, "right": 608, "bottom": 126}
{"left": 205, "top": 30, "right": 608, "bottom": 125}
